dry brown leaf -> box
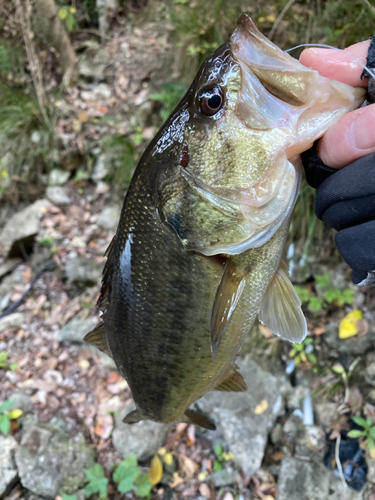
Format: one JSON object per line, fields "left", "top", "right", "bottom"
{"left": 254, "top": 399, "right": 269, "bottom": 414}
{"left": 199, "top": 483, "right": 211, "bottom": 498}
{"left": 259, "top": 324, "right": 273, "bottom": 338}
{"left": 271, "top": 450, "right": 283, "bottom": 462}
{"left": 312, "top": 326, "right": 326, "bottom": 336}
{"left": 78, "top": 111, "right": 89, "bottom": 123}
{"left": 186, "top": 425, "right": 195, "bottom": 446}
{"left": 178, "top": 454, "right": 199, "bottom": 480}
{"left": 169, "top": 473, "right": 184, "bottom": 488}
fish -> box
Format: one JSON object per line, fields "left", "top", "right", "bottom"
{"left": 84, "top": 14, "right": 365, "bottom": 429}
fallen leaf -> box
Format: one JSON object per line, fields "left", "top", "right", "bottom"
{"left": 78, "top": 110, "right": 89, "bottom": 123}
{"left": 94, "top": 414, "right": 113, "bottom": 440}
{"left": 199, "top": 483, "right": 211, "bottom": 498}
{"left": 147, "top": 454, "right": 163, "bottom": 485}
{"left": 186, "top": 424, "right": 195, "bottom": 446}
{"left": 370, "top": 447, "right": 375, "bottom": 459}
{"left": 312, "top": 326, "right": 326, "bottom": 336}
{"left": 198, "top": 471, "right": 209, "bottom": 481}
{"left": 271, "top": 450, "right": 283, "bottom": 462}
{"left": 254, "top": 399, "right": 269, "bottom": 414}
{"left": 357, "top": 319, "right": 369, "bottom": 337}
{"left": 169, "top": 472, "right": 184, "bottom": 488}
{"left": 164, "top": 452, "right": 173, "bottom": 466}
{"left": 259, "top": 324, "right": 273, "bottom": 338}
{"left": 339, "top": 310, "right": 362, "bottom": 339}
{"left": 178, "top": 454, "right": 198, "bottom": 480}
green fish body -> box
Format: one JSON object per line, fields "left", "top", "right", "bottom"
{"left": 85, "top": 15, "right": 365, "bottom": 428}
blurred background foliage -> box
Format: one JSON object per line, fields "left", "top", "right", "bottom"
{"left": 0, "top": 0, "right": 374, "bottom": 252}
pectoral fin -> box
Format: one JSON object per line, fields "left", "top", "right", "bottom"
{"left": 214, "top": 366, "right": 247, "bottom": 392}
{"left": 83, "top": 322, "right": 113, "bottom": 358}
{"left": 258, "top": 261, "right": 307, "bottom": 344}
{"left": 184, "top": 409, "right": 216, "bottom": 430}
{"left": 211, "top": 261, "right": 246, "bottom": 360}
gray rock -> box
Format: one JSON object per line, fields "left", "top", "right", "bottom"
{"left": 315, "top": 403, "right": 337, "bottom": 431}
{"left": 88, "top": 346, "right": 116, "bottom": 370}
{"left": 112, "top": 403, "right": 171, "bottom": 461}
{"left": 46, "top": 186, "right": 72, "bottom": 206}
{"left": 93, "top": 83, "right": 112, "bottom": 99}
{"left": 97, "top": 0, "right": 118, "bottom": 35}
{"left": 59, "top": 318, "right": 97, "bottom": 343}
{"left": 0, "top": 199, "right": 50, "bottom": 257}
{"left": 304, "top": 425, "right": 326, "bottom": 455}
{"left": 78, "top": 48, "right": 111, "bottom": 81}
{"left": 197, "top": 356, "right": 285, "bottom": 477}
{"left": 97, "top": 206, "right": 121, "bottom": 231}
{"left": 65, "top": 257, "right": 102, "bottom": 288}
{"left": 0, "top": 258, "right": 22, "bottom": 279}
{"left": 92, "top": 153, "right": 111, "bottom": 182}
{"left": 9, "top": 390, "right": 33, "bottom": 414}
{"left": 271, "top": 423, "right": 283, "bottom": 445}
{"left": 207, "top": 468, "right": 237, "bottom": 487}
{"left": 0, "top": 435, "right": 19, "bottom": 497}
{"left": 324, "top": 320, "right": 375, "bottom": 355}
{"left": 15, "top": 415, "right": 95, "bottom": 498}
{"left": 0, "top": 268, "right": 28, "bottom": 298}
{"left": 48, "top": 169, "right": 70, "bottom": 186}
{"left": 276, "top": 457, "right": 362, "bottom": 500}
{"left": 0, "top": 312, "right": 25, "bottom": 332}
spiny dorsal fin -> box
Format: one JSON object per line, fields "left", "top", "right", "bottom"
{"left": 258, "top": 260, "right": 307, "bottom": 344}
{"left": 83, "top": 322, "right": 113, "bottom": 358}
{"left": 214, "top": 367, "right": 247, "bottom": 392}
{"left": 123, "top": 409, "right": 144, "bottom": 425}
{"left": 184, "top": 409, "right": 216, "bottom": 430}
{"left": 97, "top": 235, "right": 117, "bottom": 313}
{"left": 210, "top": 261, "right": 246, "bottom": 361}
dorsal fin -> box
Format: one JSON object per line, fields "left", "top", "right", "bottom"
{"left": 258, "top": 260, "right": 307, "bottom": 344}
{"left": 97, "top": 235, "right": 116, "bottom": 313}
{"left": 84, "top": 322, "right": 112, "bottom": 358}
{"left": 210, "top": 260, "right": 246, "bottom": 360}
{"left": 214, "top": 366, "right": 247, "bottom": 392}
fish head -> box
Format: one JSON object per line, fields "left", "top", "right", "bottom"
{"left": 156, "top": 14, "right": 365, "bottom": 256}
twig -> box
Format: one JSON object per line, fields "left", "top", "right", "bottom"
{"left": 269, "top": 0, "right": 296, "bottom": 41}
{"left": 363, "top": 0, "right": 375, "bottom": 14}
{"left": 335, "top": 434, "right": 348, "bottom": 490}
{"left": 15, "top": 0, "right": 52, "bottom": 130}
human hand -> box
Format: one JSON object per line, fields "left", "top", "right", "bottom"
{"left": 300, "top": 40, "right": 375, "bottom": 285}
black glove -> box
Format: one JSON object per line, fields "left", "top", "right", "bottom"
{"left": 302, "top": 149, "right": 375, "bottom": 285}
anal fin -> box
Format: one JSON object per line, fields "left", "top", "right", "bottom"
{"left": 211, "top": 260, "right": 246, "bottom": 360}
{"left": 184, "top": 409, "right": 216, "bottom": 430}
{"left": 258, "top": 260, "right": 307, "bottom": 344}
{"left": 123, "top": 409, "right": 144, "bottom": 425}
{"left": 83, "top": 322, "right": 113, "bottom": 358}
{"left": 214, "top": 366, "right": 247, "bottom": 392}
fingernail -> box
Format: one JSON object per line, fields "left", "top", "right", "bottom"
{"left": 308, "top": 48, "right": 335, "bottom": 55}
{"left": 349, "top": 108, "right": 375, "bottom": 150}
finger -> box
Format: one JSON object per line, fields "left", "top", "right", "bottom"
{"left": 335, "top": 220, "right": 375, "bottom": 272}
{"left": 299, "top": 40, "right": 371, "bottom": 88}
{"left": 317, "top": 104, "right": 375, "bottom": 168}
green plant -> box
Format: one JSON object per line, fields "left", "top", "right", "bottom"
{"left": 0, "top": 45, "right": 10, "bottom": 76}
{"left": 0, "top": 399, "right": 23, "bottom": 436}
{"left": 58, "top": 6, "right": 78, "bottom": 32}
{"left": 348, "top": 416, "right": 375, "bottom": 456}
{"left": 289, "top": 338, "right": 317, "bottom": 366}
{"left": 113, "top": 454, "right": 153, "bottom": 497}
{"left": 150, "top": 82, "right": 187, "bottom": 122}
{"left": 212, "top": 444, "right": 234, "bottom": 472}
{"left": 61, "top": 494, "right": 77, "bottom": 500}
{"left": 99, "top": 134, "right": 137, "bottom": 186}
{"left": 0, "top": 352, "right": 18, "bottom": 371}
{"left": 84, "top": 464, "right": 108, "bottom": 499}
{"left": 322, "top": 23, "right": 353, "bottom": 42}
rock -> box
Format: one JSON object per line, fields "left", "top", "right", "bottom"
{"left": 315, "top": 403, "right": 337, "bottom": 431}
{"left": 93, "top": 83, "right": 112, "bottom": 99}
{"left": 15, "top": 415, "right": 95, "bottom": 498}
{"left": 0, "top": 258, "right": 22, "bottom": 279}
{"left": 197, "top": 356, "right": 285, "bottom": 477}
{"left": 0, "top": 268, "right": 28, "bottom": 298}
{"left": 59, "top": 318, "right": 97, "bottom": 343}
{"left": 65, "top": 257, "right": 102, "bottom": 289}
{"left": 271, "top": 423, "right": 283, "bottom": 445}
{"left": 367, "top": 456, "right": 375, "bottom": 483}
{"left": 0, "top": 312, "right": 25, "bottom": 332}
{"left": 276, "top": 457, "right": 362, "bottom": 500}
{"left": 112, "top": 403, "right": 171, "bottom": 461}
{"left": 288, "top": 385, "right": 310, "bottom": 410}
{"left": 324, "top": 321, "right": 375, "bottom": 355}
{"left": 92, "top": 153, "right": 111, "bottom": 182}
{"left": 207, "top": 468, "right": 237, "bottom": 487}
{"left": 0, "top": 199, "right": 50, "bottom": 257}
{"left": 97, "top": 0, "right": 118, "bottom": 35}
{"left": 0, "top": 435, "right": 19, "bottom": 497}
{"left": 46, "top": 186, "right": 72, "bottom": 206}
{"left": 78, "top": 48, "right": 111, "bottom": 81}
{"left": 48, "top": 169, "right": 70, "bottom": 186}
{"left": 97, "top": 206, "right": 121, "bottom": 231}
{"left": 304, "top": 425, "right": 326, "bottom": 455}
{"left": 9, "top": 390, "right": 33, "bottom": 414}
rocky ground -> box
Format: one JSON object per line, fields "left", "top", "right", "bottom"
{"left": 1, "top": 174, "right": 375, "bottom": 500}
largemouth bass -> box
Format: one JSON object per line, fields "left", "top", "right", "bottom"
{"left": 85, "top": 15, "right": 365, "bottom": 429}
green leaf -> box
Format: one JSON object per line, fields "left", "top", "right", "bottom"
{"left": 214, "top": 444, "right": 223, "bottom": 458}
{"left": 84, "top": 464, "right": 108, "bottom": 499}
{"left": 367, "top": 417, "right": 373, "bottom": 428}
{"left": 294, "top": 354, "right": 301, "bottom": 365}
{"left": 85, "top": 463, "right": 105, "bottom": 481}
{"left": 58, "top": 8, "right": 68, "bottom": 19}
{"left": 0, "top": 351, "right": 8, "bottom": 368}
{"left": 307, "top": 353, "right": 317, "bottom": 364}
{"left": 347, "top": 430, "right": 366, "bottom": 438}
{"left": 113, "top": 454, "right": 139, "bottom": 483}
{"left": 315, "top": 273, "right": 330, "bottom": 287}
{"left": 368, "top": 436, "right": 375, "bottom": 450}
{"left": 0, "top": 414, "right": 10, "bottom": 435}
{"left": 308, "top": 296, "right": 324, "bottom": 313}
{"left": 323, "top": 289, "right": 340, "bottom": 303}
{"left": 135, "top": 474, "right": 152, "bottom": 498}
{"left": 304, "top": 338, "right": 313, "bottom": 345}
{"left": 351, "top": 416, "right": 367, "bottom": 428}
{"left": 0, "top": 399, "right": 14, "bottom": 413}
{"left": 295, "top": 286, "right": 310, "bottom": 303}
{"left": 118, "top": 477, "right": 135, "bottom": 493}
{"left": 369, "top": 427, "right": 375, "bottom": 438}
{"left": 213, "top": 460, "right": 223, "bottom": 471}
{"left": 61, "top": 494, "right": 77, "bottom": 500}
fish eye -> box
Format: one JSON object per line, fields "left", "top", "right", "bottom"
{"left": 200, "top": 88, "right": 224, "bottom": 116}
